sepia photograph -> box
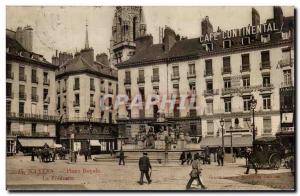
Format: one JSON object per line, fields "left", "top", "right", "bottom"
{"left": 5, "top": 5, "right": 295, "bottom": 191}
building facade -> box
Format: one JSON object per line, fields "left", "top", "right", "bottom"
{"left": 6, "top": 28, "right": 58, "bottom": 155}
{"left": 54, "top": 23, "right": 119, "bottom": 154}
{"left": 116, "top": 7, "right": 294, "bottom": 148}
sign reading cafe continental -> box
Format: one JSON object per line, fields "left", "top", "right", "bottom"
{"left": 200, "top": 22, "right": 279, "bottom": 43}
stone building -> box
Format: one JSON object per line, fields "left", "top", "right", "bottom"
{"left": 115, "top": 7, "right": 294, "bottom": 149}
{"left": 6, "top": 27, "right": 58, "bottom": 155}
{"left": 54, "top": 23, "right": 118, "bottom": 153}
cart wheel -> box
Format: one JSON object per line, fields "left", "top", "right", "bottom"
{"left": 269, "top": 153, "right": 281, "bottom": 169}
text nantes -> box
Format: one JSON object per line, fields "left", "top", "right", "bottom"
{"left": 200, "top": 22, "right": 279, "bottom": 43}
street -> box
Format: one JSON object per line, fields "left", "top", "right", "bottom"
{"left": 6, "top": 155, "right": 294, "bottom": 191}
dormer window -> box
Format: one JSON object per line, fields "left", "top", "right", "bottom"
{"left": 261, "top": 34, "right": 270, "bottom": 43}
{"left": 242, "top": 37, "right": 250, "bottom": 45}
{"left": 282, "top": 31, "right": 291, "bottom": 40}
{"left": 203, "top": 43, "right": 213, "bottom": 52}
{"left": 223, "top": 40, "right": 231, "bottom": 48}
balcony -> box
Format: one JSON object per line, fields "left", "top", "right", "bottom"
{"left": 260, "top": 61, "right": 271, "bottom": 70}
{"left": 124, "top": 78, "right": 131, "bottom": 85}
{"left": 31, "top": 95, "right": 39, "bottom": 102}
{"left": 19, "top": 74, "right": 27, "bottom": 82}
{"left": 32, "top": 77, "right": 39, "bottom": 84}
{"left": 137, "top": 77, "right": 145, "bottom": 84}
{"left": 240, "top": 64, "right": 251, "bottom": 72}
{"left": 7, "top": 112, "right": 58, "bottom": 122}
{"left": 259, "top": 84, "right": 274, "bottom": 92}
{"left": 188, "top": 109, "right": 197, "bottom": 117}
{"left": 278, "top": 58, "right": 294, "bottom": 68}
{"left": 90, "top": 101, "right": 95, "bottom": 107}
{"left": 19, "top": 92, "right": 27, "bottom": 100}
{"left": 222, "top": 88, "right": 237, "bottom": 95}
{"left": 73, "top": 101, "right": 80, "bottom": 107}
{"left": 6, "top": 72, "right": 14, "bottom": 79}
{"left": 203, "top": 89, "right": 219, "bottom": 97}
{"left": 151, "top": 75, "right": 160, "bottom": 83}
{"left": 187, "top": 72, "right": 196, "bottom": 79}
{"left": 204, "top": 70, "right": 213, "bottom": 77}
{"left": 108, "top": 88, "right": 113, "bottom": 94}
{"left": 44, "top": 96, "right": 50, "bottom": 104}
{"left": 280, "top": 81, "right": 294, "bottom": 88}
{"left": 7, "top": 92, "right": 14, "bottom": 99}
{"left": 221, "top": 67, "right": 231, "bottom": 75}
{"left": 73, "top": 84, "right": 80, "bottom": 91}
{"left": 171, "top": 74, "right": 180, "bottom": 80}
{"left": 90, "top": 85, "right": 95, "bottom": 91}
{"left": 43, "top": 78, "right": 50, "bottom": 85}
{"left": 100, "top": 87, "right": 105, "bottom": 93}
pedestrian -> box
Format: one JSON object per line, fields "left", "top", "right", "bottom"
{"left": 52, "top": 148, "right": 57, "bottom": 162}
{"left": 37, "top": 148, "right": 42, "bottom": 162}
{"left": 31, "top": 148, "right": 35, "bottom": 161}
{"left": 217, "top": 146, "right": 224, "bottom": 166}
{"left": 186, "top": 156, "right": 207, "bottom": 190}
{"left": 204, "top": 146, "right": 210, "bottom": 164}
{"left": 138, "top": 152, "right": 152, "bottom": 185}
{"left": 187, "top": 151, "right": 192, "bottom": 165}
{"left": 179, "top": 151, "right": 186, "bottom": 165}
{"left": 119, "top": 149, "right": 125, "bottom": 165}
{"left": 244, "top": 148, "right": 258, "bottom": 174}
{"left": 84, "top": 148, "right": 88, "bottom": 162}
{"left": 194, "top": 152, "right": 200, "bottom": 161}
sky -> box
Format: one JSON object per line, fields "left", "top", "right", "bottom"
{"left": 6, "top": 6, "right": 294, "bottom": 62}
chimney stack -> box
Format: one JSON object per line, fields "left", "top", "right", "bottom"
{"left": 96, "top": 53, "right": 109, "bottom": 66}
{"left": 201, "top": 16, "right": 213, "bottom": 36}
{"left": 252, "top": 8, "right": 260, "bottom": 26}
{"left": 163, "top": 26, "right": 177, "bottom": 51}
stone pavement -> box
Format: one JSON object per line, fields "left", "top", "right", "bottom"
{"left": 6, "top": 155, "right": 294, "bottom": 191}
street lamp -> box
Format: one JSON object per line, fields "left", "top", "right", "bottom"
{"left": 220, "top": 118, "right": 225, "bottom": 152}
{"left": 87, "top": 108, "right": 93, "bottom": 159}
{"left": 249, "top": 95, "right": 257, "bottom": 143}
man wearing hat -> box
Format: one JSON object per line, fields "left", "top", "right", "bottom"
{"left": 244, "top": 147, "right": 258, "bottom": 174}
{"left": 138, "top": 152, "right": 152, "bottom": 185}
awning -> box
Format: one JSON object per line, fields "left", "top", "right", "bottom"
{"left": 18, "top": 138, "right": 55, "bottom": 148}
{"left": 200, "top": 135, "right": 253, "bottom": 148}
{"left": 90, "top": 140, "right": 101, "bottom": 146}
{"left": 54, "top": 144, "right": 62, "bottom": 148}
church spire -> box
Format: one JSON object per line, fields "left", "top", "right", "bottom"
{"left": 85, "top": 19, "right": 89, "bottom": 49}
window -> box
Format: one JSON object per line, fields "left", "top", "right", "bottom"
{"left": 242, "top": 76, "right": 250, "bottom": 87}
{"left": 172, "top": 84, "right": 179, "bottom": 97}
{"left": 139, "top": 87, "right": 145, "bottom": 101}
{"left": 6, "top": 83, "right": 12, "bottom": 97}
{"left": 261, "top": 51, "right": 270, "bottom": 67}
{"left": 263, "top": 95, "right": 271, "bottom": 110}
{"left": 32, "top": 69, "right": 37, "bottom": 83}
{"left": 241, "top": 54, "right": 250, "bottom": 71}
{"left": 19, "top": 102, "right": 24, "bottom": 115}
{"left": 19, "top": 85, "right": 25, "bottom": 99}
{"left": 222, "top": 56, "right": 231, "bottom": 74}
{"left": 205, "top": 59, "right": 213, "bottom": 76}
{"left": 207, "top": 120, "right": 214, "bottom": 135}
{"left": 74, "top": 78, "right": 80, "bottom": 90}
{"left": 263, "top": 117, "right": 272, "bottom": 133}
{"left": 6, "top": 101, "right": 11, "bottom": 114}
{"left": 282, "top": 48, "right": 291, "bottom": 64}
{"left": 32, "top": 87, "right": 37, "bottom": 101}
{"left": 243, "top": 96, "right": 251, "bottom": 111}
{"left": 7, "top": 122, "right": 11, "bottom": 135}
{"left": 19, "top": 66, "right": 25, "bottom": 81}
{"left": 125, "top": 71, "right": 130, "bottom": 80}
{"left": 203, "top": 43, "right": 213, "bottom": 51}
{"left": 90, "top": 94, "right": 94, "bottom": 105}
{"left": 223, "top": 40, "right": 231, "bottom": 48}
{"left": 125, "top": 88, "right": 131, "bottom": 98}
{"left": 43, "top": 105, "right": 48, "bottom": 115}
{"left": 242, "top": 37, "right": 250, "bottom": 45}
{"left": 173, "top": 66, "right": 179, "bottom": 77}
{"left": 224, "top": 79, "right": 231, "bottom": 89}
{"left": 283, "top": 70, "right": 292, "bottom": 86}
{"left": 153, "top": 86, "right": 159, "bottom": 95}
{"left": 206, "top": 81, "right": 213, "bottom": 91}
{"left": 43, "top": 88, "right": 48, "bottom": 100}
{"left": 43, "top": 72, "right": 49, "bottom": 84}
{"left": 188, "top": 64, "right": 195, "bottom": 75}
{"left": 224, "top": 98, "right": 231, "bottom": 112}
{"left": 206, "top": 100, "right": 213, "bottom": 114}
{"left": 243, "top": 118, "right": 251, "bottom": 129}
{"left": 6, "top": 63, "right": 12, "bottom": 78}
{"left": 262, "top": 74, "right": 270, "bottom": 87}
{"left": 90, "top": 78, "right": 95, "bottom": 90}
{"left": 32, "top": 123, "right": 37, "bottom": 134}
{"left": 57, "top": 97, "right": 60, "bottom": 109}
{"left": 75, "top": 94, "right": 80, "bottom": 105}
{"left": 138, "top": 69, "right": 145, "bottom": 83}
{"left": 153, "top": 68, "right": 159, "bottom": 78}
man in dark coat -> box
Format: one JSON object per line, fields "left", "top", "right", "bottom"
{"left": 244, "top": 148, "right": 257, "bottom": 174}
{"left": 187, "top": 151, "right": 193, "bottom": 165}
{"left": 203, "top": 146, "right": 210, "bottom": 164}
{"left": 138, "top": 152, "right": 152, "bottom": 185}
{"left": 180, "top": 151, "right": 186, "bottom": 165}
{"left": 119, "top": 149, "right": 125, "bottom": 165}
{"left": 31, "top": 148, "right": 35, "bottom": 161}
{"left": 217, "top": 146, "right": 224, "bottom": 166}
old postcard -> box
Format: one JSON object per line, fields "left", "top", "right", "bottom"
{"left": 6, "top": 6, "right": 295, "bottom": 191}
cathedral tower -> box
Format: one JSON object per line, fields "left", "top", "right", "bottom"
{"left": 110, "top": 6, "right": 147, "bottom": 68}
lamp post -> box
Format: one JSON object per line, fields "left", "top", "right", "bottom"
{"left": 87, "top": 108, "right": 93, "bottom": 159}
{"left": 249, "top": 95, "right": 257, "bottom": 144}
{"left": 69, "top": 123, "right": 75, "bottom": 163}
{"left": 229, "top": 126, "right": 233, "bottom": 154}
{"left": 220, "top": 118, "right": 225, "bottom": 152}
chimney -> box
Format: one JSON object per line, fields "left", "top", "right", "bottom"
{"left": 163, "top": 27, "right": 177, "bottom": 51}
{"left": 201, "top": 16, "right": 213, "bottom": 36}
{"left": 96, "top": 53, "right": 109, "bottom": 66}
{"left": 80, "top": 48, "right": 94, "bottom": 65}
{"left": 58, "top": 51, "right": 73, "bottom": 65}
{"left": 252, "top": 8, "right": 260, "bottom": 26}
{"left": 22, "top": 25, "right": 33, "bottom": 52}
{"left": 273, "top": 6, "right": 284, "bottom": 28}
{"left": 135, "top": 34, "right": 153, "bottom": 50}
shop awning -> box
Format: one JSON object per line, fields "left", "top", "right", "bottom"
{"left": 90, "top": 140, "right": 101, "bottom": 146}
{"left": 200, "top": 135, "right": 253, "bottom": 148}
{"left": 18, "top": 138, "right": 55, "bottom": 148}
